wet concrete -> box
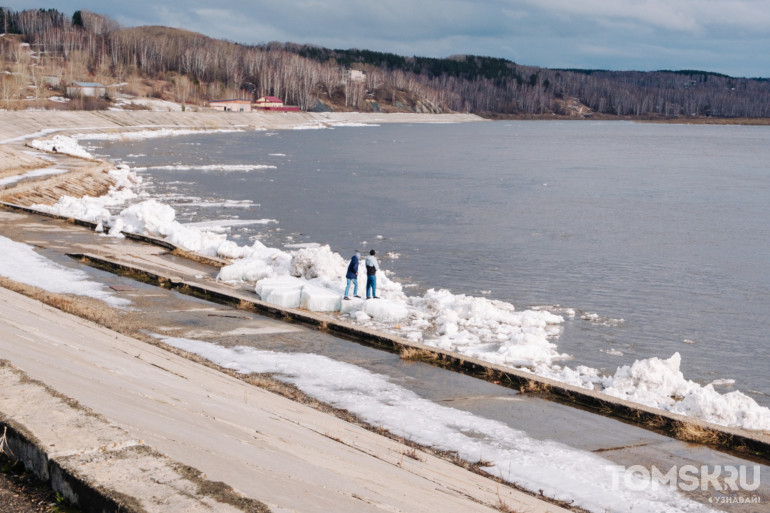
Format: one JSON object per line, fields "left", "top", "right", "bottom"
{"left": 1, "top": 206, "right": 769, "bottom": 510}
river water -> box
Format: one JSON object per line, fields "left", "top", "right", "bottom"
{"left": 90, "top": 120, "right": 770, "bottom": 407}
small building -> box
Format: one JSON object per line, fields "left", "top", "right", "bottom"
{"left": 210, "top": 99, "right": 252, "bottom": 112}
{"left": 343, "top": 69, "right": 366, "bottom": 83}
{"left": 66, "top": 81, "right": 106, "bottom": 98}
{"left": 253, "top": 96, "right": 300, "bottom": 112}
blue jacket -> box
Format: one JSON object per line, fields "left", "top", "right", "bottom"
{"left": 346, "top": 254, "right": 359, "bottom": 279}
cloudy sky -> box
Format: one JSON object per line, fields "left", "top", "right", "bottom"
{"left": 6, "top": 1, "right": 770, "bottom": 77}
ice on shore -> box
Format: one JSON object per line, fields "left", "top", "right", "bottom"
{"left": 256, "top": 276, "right": 304, "bottom": 308}
{"left": 301, "top": 283, "right": 342, "bottom": 312}
{"left": 210, "top": 235, "right": 770, "bottom": 430}
{"left": 158, "top": 335, "right": 718, "bottom": 513}
{"left": 33, "top": 165, "right": 143, "bottom": 229}
{"left": 108, "top": 199, "right": 231, "bottom": 255}
{"left": 603, "top": 353, "right": 770, "bottom": 431}
{"left": 29, "top": 134, "right": 94, "bottom": 159}
{"left": 0, "top": 235, "right": 130, "bottom": 307}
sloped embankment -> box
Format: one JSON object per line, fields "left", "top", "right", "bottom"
{"left": 0, "top": 161, "right": 116, "bottom": 207}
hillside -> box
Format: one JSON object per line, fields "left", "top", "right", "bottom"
{"left": 2, "top": 7, "right": 770, "bottom": 119}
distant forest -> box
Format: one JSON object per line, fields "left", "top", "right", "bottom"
{"left": 2, "top": 6, "right": 770, "bottom": 118}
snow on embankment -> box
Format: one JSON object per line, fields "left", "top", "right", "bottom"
{"left": 28, "top": 135, "right": 770, "bottom": 432}
{"left": 0, "top": 235, "right": 130, "bottom": 307}
{"left": 158, "top": 335, "right": 719, "bottom": 513}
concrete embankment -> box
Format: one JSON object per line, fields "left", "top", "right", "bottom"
{"left": 0, "top": 110, "right": 484, "bottom": 144}
{"left": 0, "top": 284, "right": 569, "bottom": 513}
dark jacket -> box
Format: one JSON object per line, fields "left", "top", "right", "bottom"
{"left": 345, "top": 254, "right": 359, "bottom": 279}
{"left": 365, "top": 255, "right": 379, "bottom": 276}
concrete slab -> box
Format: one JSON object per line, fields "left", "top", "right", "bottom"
{"left": 0, "top": 286, "right": 569, "bottom": 513}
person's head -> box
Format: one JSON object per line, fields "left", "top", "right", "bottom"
{"left": 355, "top": 251, "right": 360, "bottom": 257}
{"left": 370, "top": 249, "right": 376, "bottom": 256}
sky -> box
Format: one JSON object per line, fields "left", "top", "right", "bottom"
{"left": 4, "top": 1, "right": 770, "bottom": 77}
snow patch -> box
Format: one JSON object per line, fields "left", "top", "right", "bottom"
{"left": 29, "top": 134, "right": 93, "bottom": 159}
{"left": 0, "top": 235, "right": 130, "bottom": 307}
{"left": 0, "top": 167, "right": 67, "bottom": 187}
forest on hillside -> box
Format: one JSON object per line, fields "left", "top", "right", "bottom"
{"left": 2, "top": 6, "right": 770, "bottom": 118}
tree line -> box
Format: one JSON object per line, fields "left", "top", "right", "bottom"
{"left": 2, "top": 6, "right": 769, "bottom": 118}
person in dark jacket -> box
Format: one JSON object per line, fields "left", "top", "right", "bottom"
{"left": 365, "top": 249, "right": 380, "bottom": 299}
{"left": 344, "top": 251, "right": 361, "bottom": 300}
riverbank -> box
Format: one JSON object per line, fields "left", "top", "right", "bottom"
{"left": 3, "top": 109, "right": 770, "bottom": 441}
{"left": 1, "top": 110, "right": 768, "bottom": 511}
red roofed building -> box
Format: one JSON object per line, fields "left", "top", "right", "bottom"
{"left": 254, "top": 96, "right": 300, "bottom": 111}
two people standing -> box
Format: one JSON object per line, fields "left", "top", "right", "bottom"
{"left": 344, "top": 249, "right": 380, "bottom": 300}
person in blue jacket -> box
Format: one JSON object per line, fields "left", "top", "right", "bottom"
{"left": 365, "top": 249, "right": 380, "bottom": 299}
{"left": 343, "top": 251, "right": 361, "bottom": 300}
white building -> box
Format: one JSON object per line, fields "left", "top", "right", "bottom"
{"left": 209, "top": 99, "right": 253, "bottom": 112}
{"left": 66, "top": 81, "right": 106, "bottom": 98}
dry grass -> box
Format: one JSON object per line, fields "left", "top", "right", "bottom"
{"left": 518, "top": 379, "right": 551, "bottom": 394}
{"left": 402, "top": 446, "right": 421, "bottom": 461}
{"left": 0, "top": 427, "right": 14, "bottom": 460}
{"left": 170, "top": 248, "right": 227, "bottom": 268}
{"left": 398, "top": 346, "right": 436, "bottom": 361}
{"left": 673, "top": 421, "right": 723, "bottom": 445}
{"left": 495, "top": 492, "right": 522, "bottom": 513}
{"left": 236, "top": 300, "right": 256, "bottom": 312}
